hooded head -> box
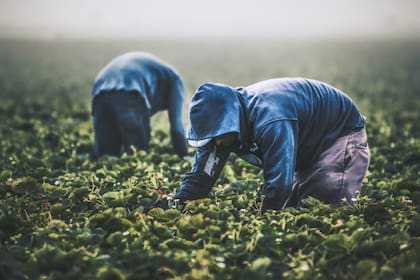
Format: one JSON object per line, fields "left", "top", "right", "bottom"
{"left": 188, "top": 83, "right": 241, "bottom": 147}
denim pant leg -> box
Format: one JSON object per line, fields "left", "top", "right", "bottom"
{"left": 113, "top": 92, "right": 150, "bottom": 154}
{"left": 92, "top": 94, "right": 122, "bottom": 158}
{"left": 295, "top": 129, "right": 370, "bottom": 206}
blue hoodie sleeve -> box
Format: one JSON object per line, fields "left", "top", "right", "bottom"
{"left": 168, "top": 77, "right": 188, "bottom": 157}
{"left": 174, "top": 145, "right": 230, "bottom": 201}
{"left": 256, "top": 120, "right": 298, "bottom": 209}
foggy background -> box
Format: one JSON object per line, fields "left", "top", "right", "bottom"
{"left": 1, "top": 0, "right": 419, "bottom": 39}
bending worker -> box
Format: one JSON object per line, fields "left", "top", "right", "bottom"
{"left": 92, "top": 52, "right": 188, "bottom": 159}
{"left": 175, "top": 78, "right": 370, "bottom": 211}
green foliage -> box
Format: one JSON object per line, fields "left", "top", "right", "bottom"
{"left": 0, "top": 38, "right": 419, "bottom": 279}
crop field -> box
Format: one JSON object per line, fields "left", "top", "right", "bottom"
{"left": 0, "top": 37, "right": 419, "bottom": 279}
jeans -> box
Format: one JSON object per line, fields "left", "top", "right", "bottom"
{"left": 292, "top": 128, "right": 370, "bottom": 207}
{"left": 92, "top": 91, "right": 150, "bottom": 158}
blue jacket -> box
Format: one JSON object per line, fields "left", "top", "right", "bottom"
{"left": 175, "top": 78, "right": 365, "bottom": 208}
{"left": 92, "top": 52, "right": 188, "bottom": 157}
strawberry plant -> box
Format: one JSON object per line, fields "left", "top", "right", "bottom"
{"left": 0, "top": 38, "right": 419, "bottom": 279}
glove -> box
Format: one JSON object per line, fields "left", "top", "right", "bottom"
{"left": 153, "top": 194, "right": 186, "bottom": 211}
{"left": 174, "top": 172, "right": 213, "bottom": 201}
{"left": 171, "top": 130, "right": 188, "bottom": 158}
{"left": 253, "top": 183, "right": 301, "bottom": 213}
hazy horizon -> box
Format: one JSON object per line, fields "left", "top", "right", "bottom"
{"left": 1, "top": 0, "right": 419, "bottom": 39}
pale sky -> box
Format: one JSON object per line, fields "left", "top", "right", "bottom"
{"left": 0, "top": 0, "right": 419, "bottom": 38}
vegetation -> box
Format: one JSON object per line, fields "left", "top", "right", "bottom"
{"left": 0, "top": 37, "right": 419, "bottom": 279}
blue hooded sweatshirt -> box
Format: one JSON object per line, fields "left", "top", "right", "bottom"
{"left": 174, "top": 78, "right": 365, "bottom": 208}
{"left": 92, "top": 52, "right": 187, "bottom": 157}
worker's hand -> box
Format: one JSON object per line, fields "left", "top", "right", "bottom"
{"left": 252, "top": 189, "right": 284, "bottom": 213}
{"left": 174, "top": 173, "right": 212, "bottom": 201}
{"left": 171, "top": 130, "right": 188, "bottom": 158}
{"left": 170, "top": 198, "right": 186, "bottom": 211}
{"left": 153, "top": 194, "right": 186, "bottom": 211}
{"left": 253, "top": 183, "right": 301, "bottom": 213}
{"left": 261, "top": 196, "right": 284, "bottom": 212}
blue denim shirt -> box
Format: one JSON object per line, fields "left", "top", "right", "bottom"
{"left": 92, "top": 52, "right": 187, "bottom": 156}
{"left": 175, "top": 78, "right": 365, "bottom": 207}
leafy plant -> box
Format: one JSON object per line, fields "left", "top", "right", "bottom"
{"left": 0, "top": 38, "right": 419, "bottom": 279}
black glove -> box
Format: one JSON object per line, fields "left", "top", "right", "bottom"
{"left": 253, "top": 183, "right": 301, "bottom": 213}
{"left": 174, "top": 172, "right": 213, "bottom": 201}
{"left": 153, "top": 194, "right": 186, "bottom": 211}
{"left": 171, "top": 130, "right": 188, "bottom": 158}
{"left": 251, "top": 192, "right": 282, "bottom": 213}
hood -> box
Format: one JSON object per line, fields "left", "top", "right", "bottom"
{"left": 188, "top": 83, "right": 243, "bottom": 147}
